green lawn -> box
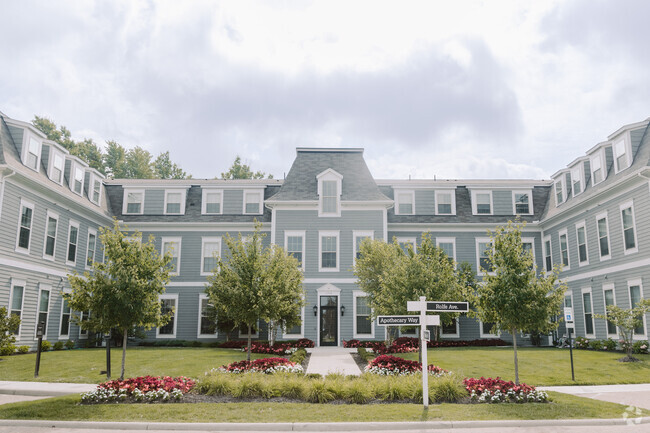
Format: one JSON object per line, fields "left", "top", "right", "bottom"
{"left": 398, "top": 347, "right": 650, "bottom": 386}
{"left": 0, "top": 392, "right": 645, "bottom": 422}
{"left": 0, "top": 347, "right": 267, "bottom": 383}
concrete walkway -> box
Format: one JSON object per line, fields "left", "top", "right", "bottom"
{"left": 0, "top": 380, "right": 96, "bottom": 406}
{"left": 539, "top": 383, "right": 650, "bottom": 410}
{"left": 305, "top": 347, "right": 362, "bottom": 376}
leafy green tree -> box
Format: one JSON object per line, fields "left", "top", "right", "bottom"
{"left": 73, "top": 138, "right": 105, "bottom": 174}
{"left": 125, "top": 146, "right": 155, "bottom": 179}
{"left": 103, "top": 140, "right": 128, "bottom": 179}
{"left": 221, "top": 156, "right": 273, "bottom": 179}
{"left": 464, "top": 221, "right": 566, "bottom": 384}
{"left": 154, "top": 151, "right": 187, "bottom": 179}
{"left": 0, "top": 307, "right": 21, "bottom": 355}
{"left": 595, "top": 300, "right": 650, "bottom": 361}
{"left": 65, "top": 220, "right": 173, "bottom": 379}
{"left": 205, "top": 224, "right": 304, "bottom": 360}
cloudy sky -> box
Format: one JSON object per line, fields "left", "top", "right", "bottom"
{"left": 1, "top": 0, "right": 648, "bottom": 180}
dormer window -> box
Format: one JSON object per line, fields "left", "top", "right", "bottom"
{"left": 123, "top": 190, "right": 144, "bottom": 214}
{"left": 395, "top": 190, "right": 415, "bottom": 215}
{"left": 554, "top": 179, "right": 565, "bottom": 205}
{"left": 72, "top": 165, "right": 84, "bottom": 195}
{"left": 243, "top": 190, "right": 263, "bottom": 214}
{"left": 50, "top": 152, "right": 64, "bottom": 184}
{"left": 202, "top": 190, "right": 223, "bottom": 214}
{"left": 317, "top": 169, "right": 342, "bottom": 217}
{"left": 435, "top": 191, "right": 455, "bottom": 215}
{"left": 471, "top": 191, "right": 492, "bottom": 215}
{"left": 571, "top": 166, "right": 583, "bottom": 196}
{"left": 25, "top": 137, "right": 41, "bottom": 171}
{"left": 613, "top": 139, "right": 630, "bottom": 173}
{"left": 513, "top": 191, "right": 532, "bottom": 215}
{"left": 89, "top": 173, "right": 102, "bottom": 205}
{"left": 165, "top": 191, "right": 183, "bottom": 214}
{"left": 591, "top": 152, "right": 605, "bottom": 185}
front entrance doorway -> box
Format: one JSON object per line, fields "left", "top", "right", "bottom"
{"left": 319, "top": 295, "right": 338, "bottom": 346}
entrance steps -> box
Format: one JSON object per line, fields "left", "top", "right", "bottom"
{"left": 305, "top": 347, "right": 362, "bottom": 376}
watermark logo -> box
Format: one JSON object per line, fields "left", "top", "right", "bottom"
{"left": 622, "top": 405, "right": 643, "bottom": 426}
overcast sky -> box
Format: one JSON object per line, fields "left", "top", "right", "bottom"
{"left": 1, "top": 0, "right": 648, "bottom": 181}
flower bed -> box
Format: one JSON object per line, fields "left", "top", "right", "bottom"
{"left": 218, "top": 357, "right": 304, "bottom": 374}
{"left": 219, "top": 338, "right": 315, "bottom": 351}
{"left": 81, "top": 376, "right": 195, "bottom": 404}
{"left": 344, "top": 338, "right": 507, "bottom": 353}
{"left": 364, "top": 355, "right": 448, "bottom": 376}
{"left": 463, "top": 377, "right": 548, "bottom": 403}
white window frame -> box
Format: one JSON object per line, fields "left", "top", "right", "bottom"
{"left": 353, "top": 291, "right": 374, "bottom": 339}
{"left": 479, "top": 320, "right": 499, "bottom": 338}
{"left": 157, "top": 294, "right": 178, "bottom": 338}
{"left": 243, "top": 190, "right": 263, "bottom": 215}
{"left": 48, "top": 148, "right": 64, "bottom": 184}
{"left": 161, "top": 237, "right": 182, "bottom": 276}
{"left": 396, "top": 236, "right": 417, "bottom": 254}
{"left": 620, "top": 200, "right": 638, "bottom": 255}
{"left": 475, "top": 237, "right": 493, "bottom": 276}
{"left": 163, "top": 189, "right": 186, "bottom": 215}
{"left": 353, "top": 230, "right": 374, "bottom": 266}
{"left": 35, "top": 285, "right": 51, "bottom": 338}
{"left": 78, "top": 311, "right": 90, "bottom": 339}
{"left": 613, "top": 138, "right": 631, "bottom": 173}
{"left": 23, "top": 135, "right": 42, "bottom": 172}
{"left": 602, "top": 283, "right": 617, "bottom": 338}
{"left": 435, "top": 190, "right": 456, "bottom": 215}
{"left": 581, "top": 287, "right": 595, "bottom": 338}
{"left": 59, "top": 289, "right": 72, "bottom": 340}
{"left": 283, "top": 306, "right": 305, "bottom": 339}
{"left": 441, "top": 316, "right": 460, "bottom": 338}
{"left": 590, "top": 151, "right": 606, "bottom": 186}
{"left": 596, "top": 211, "right": 611, "bottom": 261}
{"left": 8, "top": 279, "right": 26, "bottom": 337}
{"left": 197, "top": 294, "right": 218, "bottom": 338}
{"left": 317, "top": 169, "right": 342, "bottom": 217}
{"left": 571, "top": 166, "right": 583, "bottom": 197}
{"left": 201, "top": 189, "right": 223, "bottom": 215}
{"left": 69, "top": 163, "right": 84, "bottom": 196}
{"left": 471, "top": 190, "right": 493, "bottom": 215}
{"left": 89, "top": 174, "right": 102, "bottom": 206}
{"left": 628, "top": 279, "right": 646, "bottom": 339}
{"left": 65, "top": 220, "right": 80, "bottom": 266}
{"left": 200, "top": 236, "right": 221, "bottom": 276}
{"left": 15, "top": 199, "right": 35, "bottom": 254}
{"left": 521, "top": 237, "right": 536, "bottom": 263}
{"left": 319, "top": 230, "right": 340, "bottom": 272}
{"left": 395, "top": 190, "right": 415, "bottom": 215}
{"left": 575, "top": 221, "right": 589, "bottom": 267}
{"left": 85, "top": 228, "right": 97, "bottom": 270}
{"left": 122, "top": 189, "right": 145, "bottom": 215}
{"left": 436, "top": 237, "right": 456, "bottom": 263}
{"left": 554, "top": 178, "right": 565, "bottom": 206}
{"left": 285, "top": 230, "right": 306, "bottom": 271}
{"left": 512, "top": 190, "right": 533, "bottom": 215}
{"left": 239, "top": 320, "right": 260, "bottom": 338}
{"left": 558, "top": 228, "right": 570, "bottom": 270}
{"left": 543, "top": 234, "right": 553, "bottom": 273}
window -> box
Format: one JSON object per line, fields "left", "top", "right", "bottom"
{"left": 441, "top": 317, "right": 459, "bottom": 338}
{"left": 613, "top": 139, "right": 629, "bottom": 172}
{"left": 317, "top": 169, "right": 342, "bottom": 217}
{"left": 9, "top": 280, "right": 25, "bottom": 335}
{"left": 554, "top": 179, "right": 564, "bottom": 205}
{"left": 25, "top": 137, "right": 41, "bottom": 170}
{"left": 543, "top": 235, "right": 552, "bottom": 272}
{"left": 436, "top": 237, "right": 456, "bottom": 263}
{"left": 575, "top": 222, "right": 588, "bottom": 266}
{"left": 629, "top": 281, "right": 646, "bottom": 337}
{"left": 59, "top": 297, "right": 71, "bottom": 338}
{"left": 90, "top": 176, "right": 102, "bottom": 205}
{"left": 571, "top": 166, "right": 583, "bottom": 196}
{"left": 354, "top": 293, "right": 373, "bottom": 338}
{"left": 284, "top": 306, "right": 304, "bottom": 338}
{"left": 521, "top": 237, "right": 535, "bottom": 267}
{"left": 66, "top": 221, "right": 79, "bottom": 264}
{"left": 202, "top": 190, "right": 222, "bottom": 214}
{"left": 603, "top": 285, "right": 617, "bottom": 337}
{"left": 72, "top": 165, "right": 84, "bottom": 195}
{"left": 353, "top": 231, "right": 373, "bottom": 265}
{"left": 79, "top": 311, "right": 90, "bottom": 338}
{"left": 157, "top": 294, "right": 178, "bottom": 337}
{"left": 201, "top": 237, "right": 221, "bottom": 275}
{"left": 162, "top": 237, "right": 181, "bottom": 275}
{"left": 480, "top": 321, "right": 498, "bottom": 338}
{"left": 397, "top": 237, "right": 417, "bottom": 254}
{"left": 591, "top": 152, "right": 605, "bottom": 185}
{"left": 620, "top": 202, "right": 638, "bottom": 254}
{"left": 513, "top": 191, "right": 532, "bottom": 215}
{"left": 596, "top": 212, "right": 611, "bottom": 260}
{"left": 86, "top": 229, "right": 97, "bottom": 268}
{"left": 243, "top": 191, "right": 262, "bottom": 214}
{"left": 435, "top": 191, "right": 454, "bottom": 215}
{"left": 198, "top": 294, "right": 217, "bottom": 337}
{"left": 50, "top": 151, "right": 64, "bottom": 184}
{"left": 472, "top": 191, "right": 492, "bottom": 214}
{"left": 164, "top": 191, "right": 183, "bottom": 214}
{"left": 285, "top": 231, "right": 305, "bottom": 270}
{"left": 36, "top": 286, "right": 51, "bottom": 337}
{"left": 476, "top": 239, "right": 492, "bottom": 274}
{"left": 396, "top": 191, "right": 414, "bottom": 215}
{"left": 319, "top": 231, "right": 339, "bottom": 271}
{"left": 582, "top": 289, "right": 594, "bottom": 337}
{"left": 16, "top": 200, "right": 34, "bottom": 252}
{"left": 322, "top": 181, "right": 339, "bottom": 214}
{"left": 123, "top": 190, "right": 144, "bottom": 214}
{"left": 239, "top": 321, "right": 260, "bottom": 338}
{"left": 559, "top": 230, "right": 569, "bottom": 269}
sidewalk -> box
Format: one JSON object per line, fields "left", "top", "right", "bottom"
{"left": 305, "top": 347, "right": 361, "bottom": 376}
{"left": 539, "top": 383, "right": 650, "bottom": 410}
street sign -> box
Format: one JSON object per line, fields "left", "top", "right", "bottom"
{"left": 377, "top": 315, "right": 420, "bottom": 326}
{"left": 564, "top": 307, "right": 574, "bottom": 323}
{"left": 426, "top": 301, "right": 469, "bottom": 312}
{"left": 425, "top": 315, "right": 440, "bottom": 326}
{"left": 407, "top": 300, "right": 424, "bottom": 312}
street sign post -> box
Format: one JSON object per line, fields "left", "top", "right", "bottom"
{"left": 564, "top": 307, "right": 575, "bottom": 381}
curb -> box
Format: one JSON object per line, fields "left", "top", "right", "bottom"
{"left": 2, "top": 417, "right": 649, "bottom": 431}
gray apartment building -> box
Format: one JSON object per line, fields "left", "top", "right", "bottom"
{"left": 1, "top": 111, "right": 648, "bottom": 348}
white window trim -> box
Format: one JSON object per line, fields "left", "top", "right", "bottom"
{"left": 201, "top": 189, "right": 223, "bottom": 215}
{"left": 435, "top": 190, "right": 456, "bottom": 215}
{"left": 242, "top": 190, "right": 264, "bottom": 215}
{"left": 40, "top": 210, "right": 58, "bottom": 261}
{"left": 353, "top": 230, "right": 374, "bottom": 267}
{"left": 479, "top": 320, "right": 499, "bottom": 338}
{"left": 436, "top": 237, "right": 456, "bottom": 263}
{"left": 318, "top": 230, "right": 340, "bottom": 272}
{"left": 441, "top": 317, "right": 460, "bottom": 338}
{"left": 575, "top": 221, "right": 589, "bottom": 267}
{"left": 570, "top": 166, "right": 584, "bottom": 197}
{"left": 613, "top": 137, "right": 631, "bottom": 174}
{"left": 15, "top": 199, "right": 35, "bottom": 254}
{"left": 48, "top": 148, "right": 65, "bottom": 184}
{"left": 65, "top": 220, "right": 80, "bottom": 266}
{"left": 23, "top": 134, "right": 42, "bottom": 172}
{"left": 59, "top": 289, "right": 72, "bottom": 340}
{"left": 521, "top": 237, "right": 536, "bottom": 263}
{"left": 554, "top": 178, "right": 565, "bottom": 206}
{"left": 558, "top": 228, "right": 570, "bottom": 271}
{"left": 353, "top": 290, "right": 374, "bottom": 339}
{"left": 69, "top": 162, "right": 84, "bottom": 196}
{"left": 590, "top": 151, "right": 606, "bottom": 186}
{"left": 197, "top": 294, "right": 218, "bottom": 338}
{"left": 475, "top": 237, "right": 493, "bottom": 276}
{"left": 163, "top": 189, "right": 187, "bottom": 215}
{"left": 122, "top": 189, "right": 145, "bottom": 215}
{"left": 200, "top": 236, "right": 221, "bottom": 276}
{"left": 602, "top": 283, "right": 617, "bottom": 338}
{"left": 512, "top": 190, "right": 534, "bottom": 215}
{"left": 471, "top": 190, "right": 493, "bottom": 215}
{"left": 85, "top": 228, "right": 97, "bottom": 270}
{"left": 396, "top": 236, "right": 417, "bottom": 254}
{"left": 285, "top": 230, "right": 306, "bottom": 271}
{"left": 157, "top": 294, "right": 178, "bottom": 338}
{"left": 35, "top": 285, "right": 51, "bottom": 339}
{"left": 395, "top": 190, "right": 415, "bottom": 215}
{"left": 8, "top": 278, "right": 26, "bottom": 337}
{"left": 239, "top": 320, "right": 260, "bottom": 338}
{"left": 628, "top": 279, "right": 647, "bottom": 339}
{"left": 161, "top": 237, "right": 182, "bottom": 276}
{"left": 620, "top": 200, "right": 638, "bottom": 255}
{"left": 581, "top": 287, "right": 595, "bottom": 338}
{"left": 78, "top": 311, "right": 90, "bottom": 339}
{"left": 596, "top": 211, "right": 612, "bottom": 261}
{"left": 543, "top": 234, "right": 553, "bottom": 273}
{"left": 89, "top": 174, "right": 102, "bottom": 206}
{"left": 317, "top": 169, "right": 343, "bottom": 217}
{"left": 283, "top": 306, "right": 305, "bottom": 339}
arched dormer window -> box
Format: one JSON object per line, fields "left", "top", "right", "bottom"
{"left": 317, "top": 168, "right": 342, "bottom": 217}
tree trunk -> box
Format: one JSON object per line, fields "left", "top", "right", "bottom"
{"left": 247, "top": 324, "right": 252, "bottom": 362}
{"left": 268, "top": 320, "right": 275, "bottom": 346}
{"left": 512, "top": 328, "right": 519, "bottom": 385}
{"left": 120, "top": 327, "right": 128, "bottom": 380}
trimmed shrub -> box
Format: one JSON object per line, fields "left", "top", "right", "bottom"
{"left": 64, "top": 340, "right": 75, "bottom": 350}
{"left": 0, "top": 344, "right": 16, "bottom": 356}
{"left": 17, "top": 345, "right": 30, "bottom": 354}
{"left": 633, "top": 340, "right": 649, "bottom": 354}
{"left": 289, "top": 348, "right": 307, "bottom": 364}
{"left": 431, "top": 374, "right": 466, "bottom": 403}
{"left": 53, "top": 341, "right": 65, "bottom": 351}
{"left": 588, "top": 339, "right": 603, "bottom": 351}
{"left": 602, "top": 338, "right": 617, "bottom": 351}
{"left": 574, "top": 336, "right": 589, "bottom": 349}
{"left": 304, "top": 380, "right": 335, "bottom": 403}
{"left": 343, "top": 379, "right": 373, "bottom": 404}
{"left": 357, "top": 347, "right": 374, "bottom": 362}
{"left": 40, "top": 340, "right": 52, "bottom": 351}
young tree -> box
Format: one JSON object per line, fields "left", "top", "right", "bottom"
{"left": 65, "top": 220, "right": 173, "bottom": 379}
{"left": 205, "top": 224, "right": 304, "bottom": 360}
{"left": 464, "top": 221, "right": 566, "bottom": 384}
{"left": 104, "top": 140, "right": 128, "bottom": 179}
{"left": 220, "top": 156, "right": 273, "bottom": 179}
{"left": 125, "top": 146, "right": 155, "bottom": 179}
{"left": 595, "top": 300, "right": 650, "bottom": 361}
{"left": 0, "top": 307, "right": 21, "bottom": 355}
